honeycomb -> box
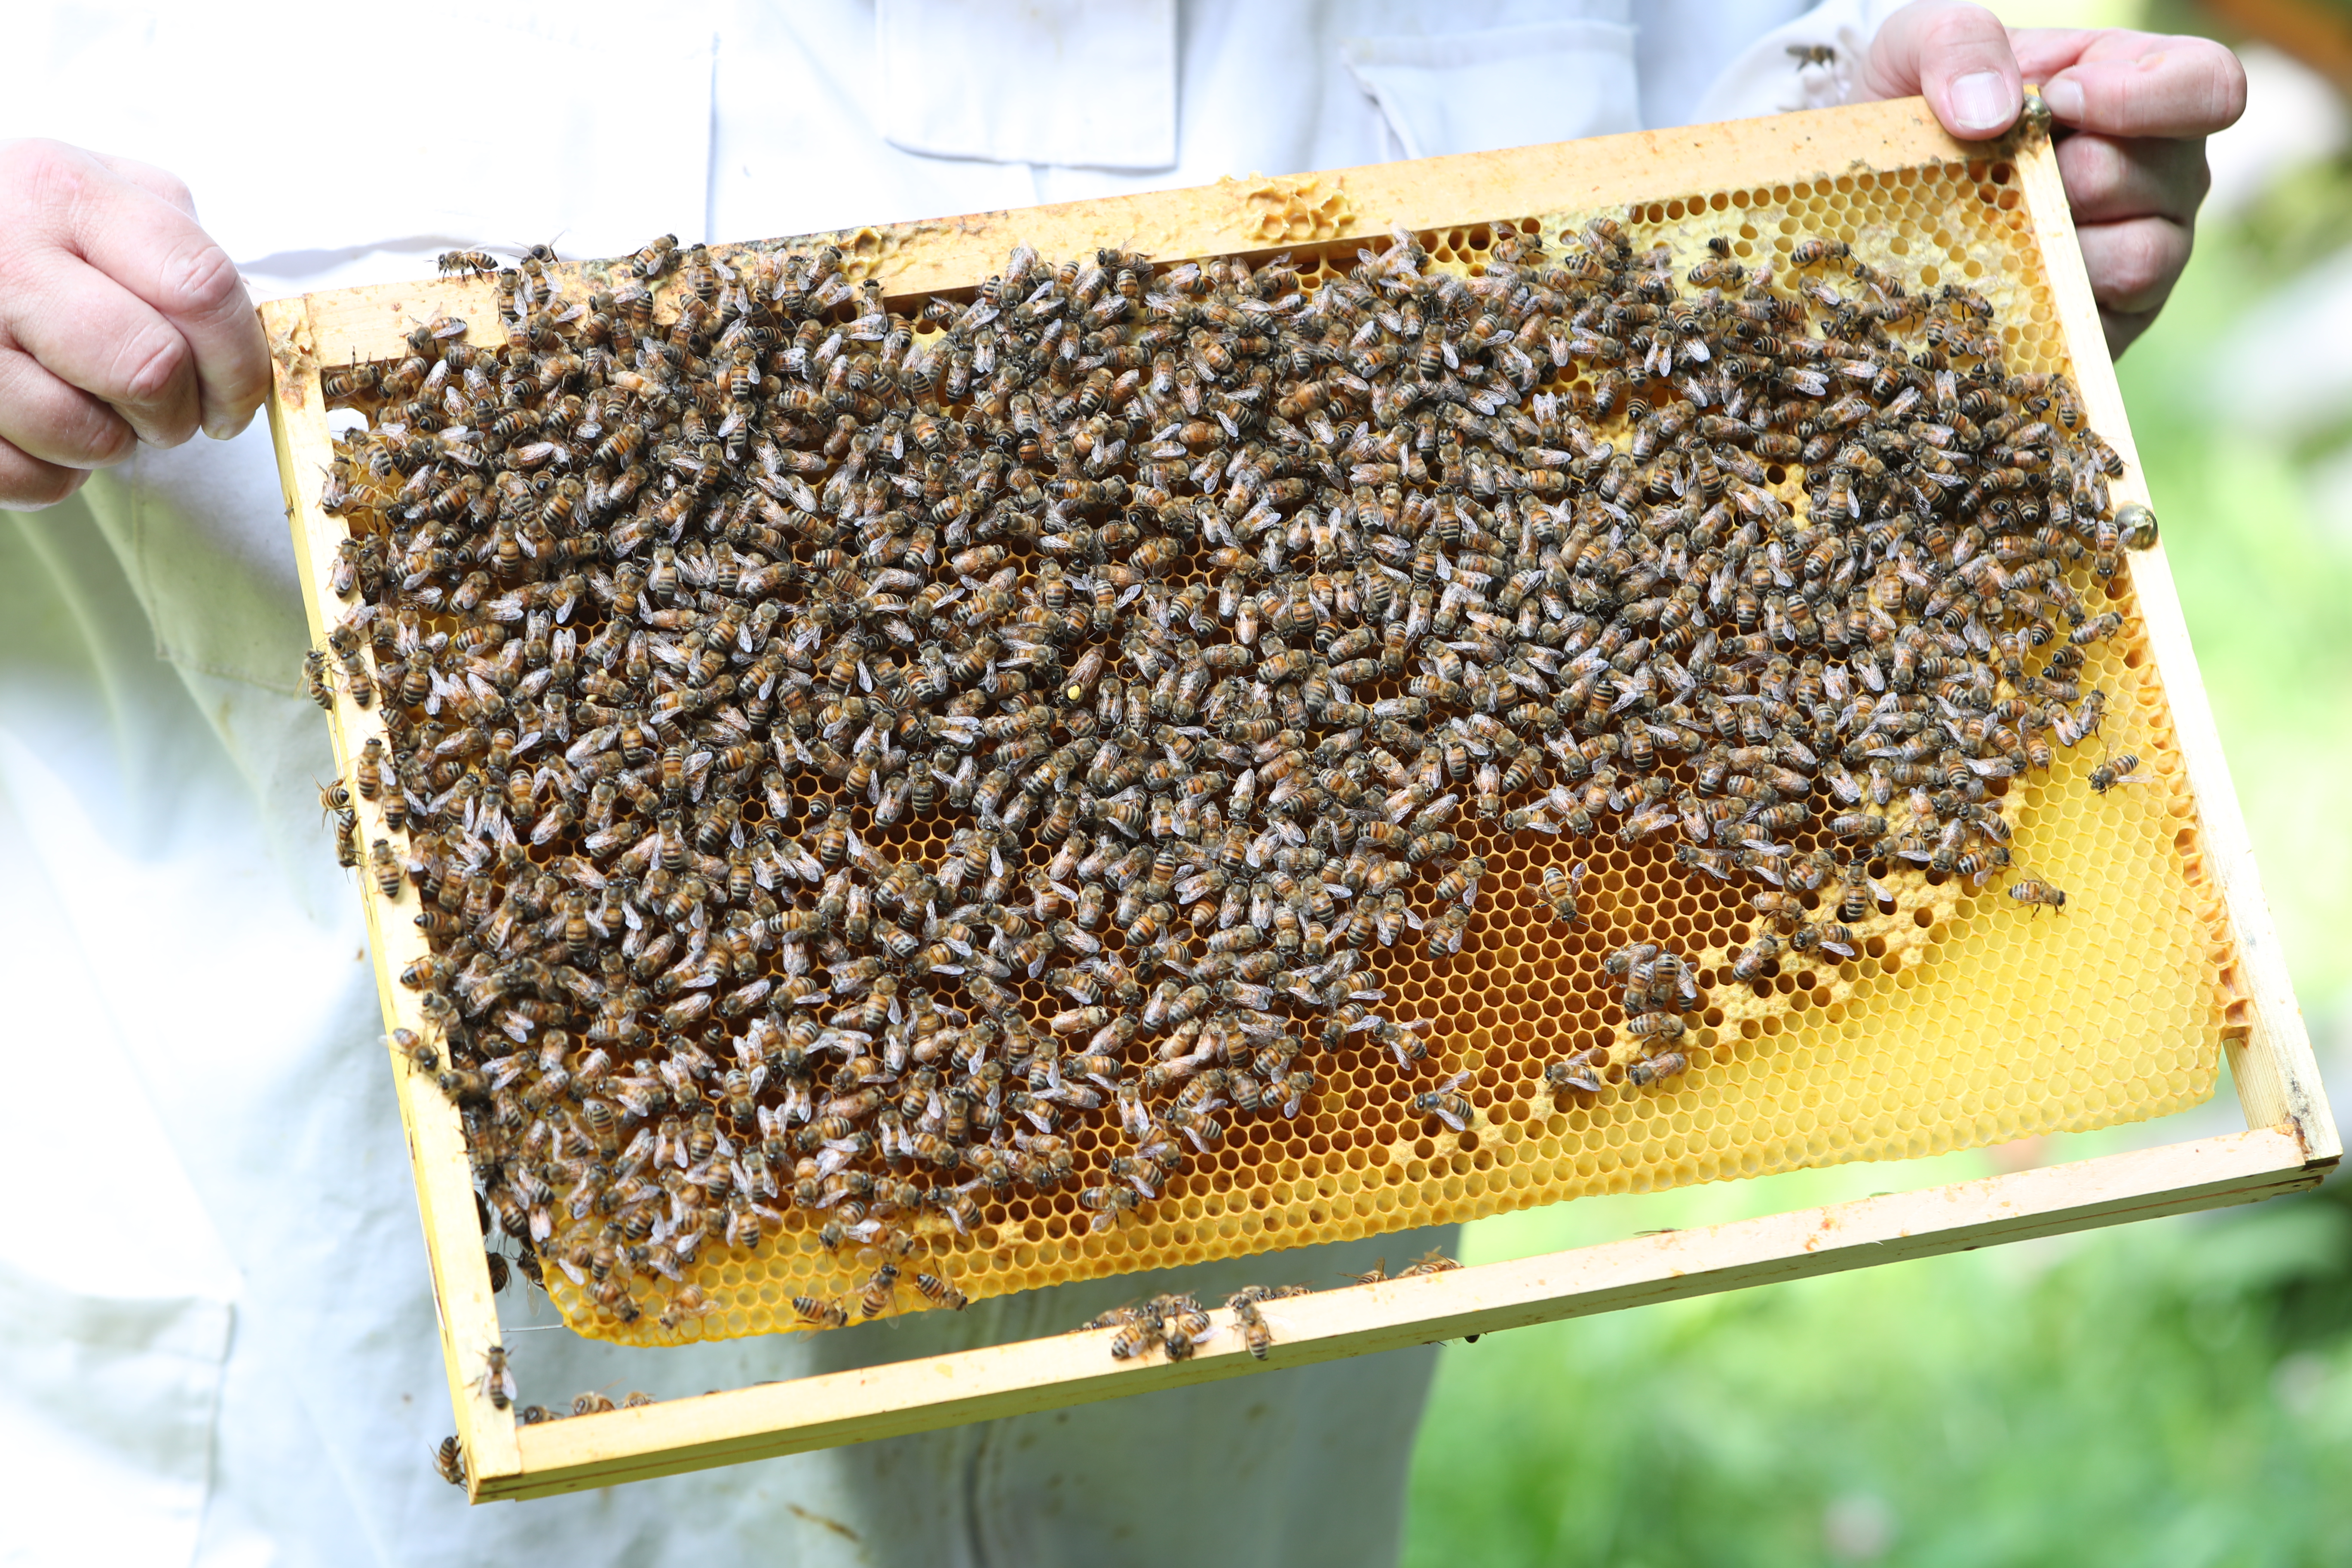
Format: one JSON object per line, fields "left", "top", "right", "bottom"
{"left": 318, "top": 153, "right": 2238, "bottom": 1348}
{"left": 1225, "top": 172, "right": 1361, "bottom": 245}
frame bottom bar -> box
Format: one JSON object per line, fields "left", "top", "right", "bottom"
{"left": 489, "top": 1127, "right": 2328, "bottom": 1500}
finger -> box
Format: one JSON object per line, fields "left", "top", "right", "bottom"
{"left": 2039, "top": 36, "right": 2246, "bottom": 140}
{"left": 3, "top": 248, "right": 204, "bottom": 448}
{"left": 93, "top": 153, "right": 200, "bottom": 220}
{"left": 2006, "top": 28, "right": 2100, "bottom": 83}
{"left": 0, "top": 343, "right": 140, "bottom": 468}
{"left": 2055, "top": 132, "right": 2210, "bottom": 224}
{"left": 0, "top": 433, "right": 93, "bottom": 513}
{"left": 1864, "top": 1, "right": 2023, "bottom": 140}
{"left": 51, "top": 158, "right": 269, "bottom": 440}
{"left": 2075, "top": 215, "right": 2193, "bottom": 319}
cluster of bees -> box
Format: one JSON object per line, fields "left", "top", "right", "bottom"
{"left": 1084, "top": 1245, "right": 1464, "bottom": 1364}
{"left": 1084, "top": 1290, "right": 1227, "bottom": 1362}
{"left": 433, "top": 1346, "right": 658, "bottom": 1486}
{"left": 312, "top": 207, "right": 2147, "bottom": 1340}
{"left": 1545, "top": 941, "right": 1709, "bottom": 1093}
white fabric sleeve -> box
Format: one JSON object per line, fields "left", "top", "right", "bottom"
{"left": 0, "top": 1259, "right": 233, "bottom": 1568}
{"left": 876, "top": 0, "right": 1179, "bottom": 170}
{"left": 0, "top": 3, "right": 714, "bottom": 269}
{"left": 1687, "top": 0, "right": 1916, "bottom": 125}
{"left": 1340, "top": 17, "right": 1643, "bottom": 159}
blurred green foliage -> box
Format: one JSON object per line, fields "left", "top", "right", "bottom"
{"left": 1407, "top": 1168, "right": 2352, "bottom": 1567}
{"left": 2132, "top": 227, "right": 2352, "bottom": 1006}
{"left": 2239, "top": 153, "right": 2352, "bottom": 287}
{"left": 1402, "top": 75, "right": 2352, "bottom": 1568}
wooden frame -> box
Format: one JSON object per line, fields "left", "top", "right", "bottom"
{"left": 261, "top": 98, "right": 2339, "bottom": 1504}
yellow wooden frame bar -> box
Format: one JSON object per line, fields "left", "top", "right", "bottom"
{"left": 259, "top": 97, "right": 2339, "bottom": 1503}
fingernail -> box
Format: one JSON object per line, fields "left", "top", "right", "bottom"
{"left": 2040, "top": 78, "right": 2085, "bottom": 123}
{"left": 1949, "top": 71, "right": 2017, "bottom": 135}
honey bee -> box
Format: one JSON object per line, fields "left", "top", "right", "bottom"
{"left": 370, "top": 839, "right": 403, "bottom": 900}
{"left": 325, "top": 628, "right": 374, "bottom": 707}
{"left": 1836, "top": 859, "right": 1878, "bottom": 923}
{"left": 1808, "top": 921, "right": 1859, "bottom": 958}
{"left": 629, "top": 233, "right": 679, "bottom": 280}
{"left": 793, "top": 1295, "right": 849, "bottom": 1329}
{"left": 2088, "top": 752, "right": 2148, "bottom": 793}
{"left": 433, "top": 1435, "right": 466, "bottom": 1487}
{"left": 390, "top": 1027, "right": 438, "bottom": 1074}
{"left": 1540, "top": 861, "right": 1589, "bottom": 925}
{"left": 857, "top": 1263, "right": 900, "bottom": 1320}
{"left": 1625, "top": 1011, "right": 1686, "bottom": 1042}
{"left": 1108, "top": 1315, "right": 1161, "bottom": 1362}
{"left": 1228, "top": 1294, "right": 1276, "bottom": 1359}
{"left": 657, "top": 1283, "right": 715, "bottom": 1332}
{"left": 1626, "top": 1052, "right": 1689, "bottom": 1087}
{"left": 477, "top": 1344, "right": 516, "bottom": 1409}
{"left": 303, "top": 649, "right": 335, "bottom": 709}
{"left": 2070, "top": 612, "right": 2123, "bottom": 646}
{"left": 1955, "top": 845, "right": 2011, "bottom": 881}
{"left": 1423, "top": 903, "right": 1469, "bottom": 958}
{"left": 1430, "top": 854, "right": 1486, "bottom": 909}
{"left": 1410, "top": 1069, "right": 1475, "bottom": 1131}
{"left": 2008, "top": 877, "right": 2067, "bottom": 914}
{"left": 1730, "top": 932, "right": 1783, "bottom": 982}
{"left": 1398, "top": 1249, "right": 1461, "bottom": 1277}
{"left": 1544, "top": 1048, "right": 1606, "bottom": 1093}
{"left": 438, "top": 250, "right": 499, "bottom": 279}
{"left": 354, "top": 736, "right": 385, "bottom": 800}
{"left": 1079, "top": 1183, "right": 1142, "bottom": 1231}
{"left": 1161, "top": 1301, "right": 1215, "bottom": 1360}
{"left": 913, "top": 1272, "right": 969, "bottom": 1311}
{"left": 328, "top": 537, "right": 364, "bottom": 598}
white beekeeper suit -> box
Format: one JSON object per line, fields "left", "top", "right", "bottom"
{"left": 0, "top": 3, "right": 1897, "bottom": 1563}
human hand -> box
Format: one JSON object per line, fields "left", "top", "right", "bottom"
{"left": 1862, "top": 3, "right": 2246, "bottom": 356}
{"left": 0, "top": 139, "right": 270, "bottom": 510}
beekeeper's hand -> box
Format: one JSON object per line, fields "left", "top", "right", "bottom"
{"left": 0, "top": 138, "right": 270, "bottom": 510}
{"left": 1868, "top": 3, "right": 2247, "bottom": 355}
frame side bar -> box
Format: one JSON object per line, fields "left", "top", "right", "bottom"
{"left": 262, "top": 298, "right": 525, "bottom": 1495}
{"left": 497, "top": 1129, "right": 2315, "bottom": 1499}
{"left": 2009, "top": 134, "right": 2339, "bottom": 1164}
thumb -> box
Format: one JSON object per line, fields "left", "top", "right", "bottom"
{"left": 1865, "top": 1, "right": 2024, "bottom": 141}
